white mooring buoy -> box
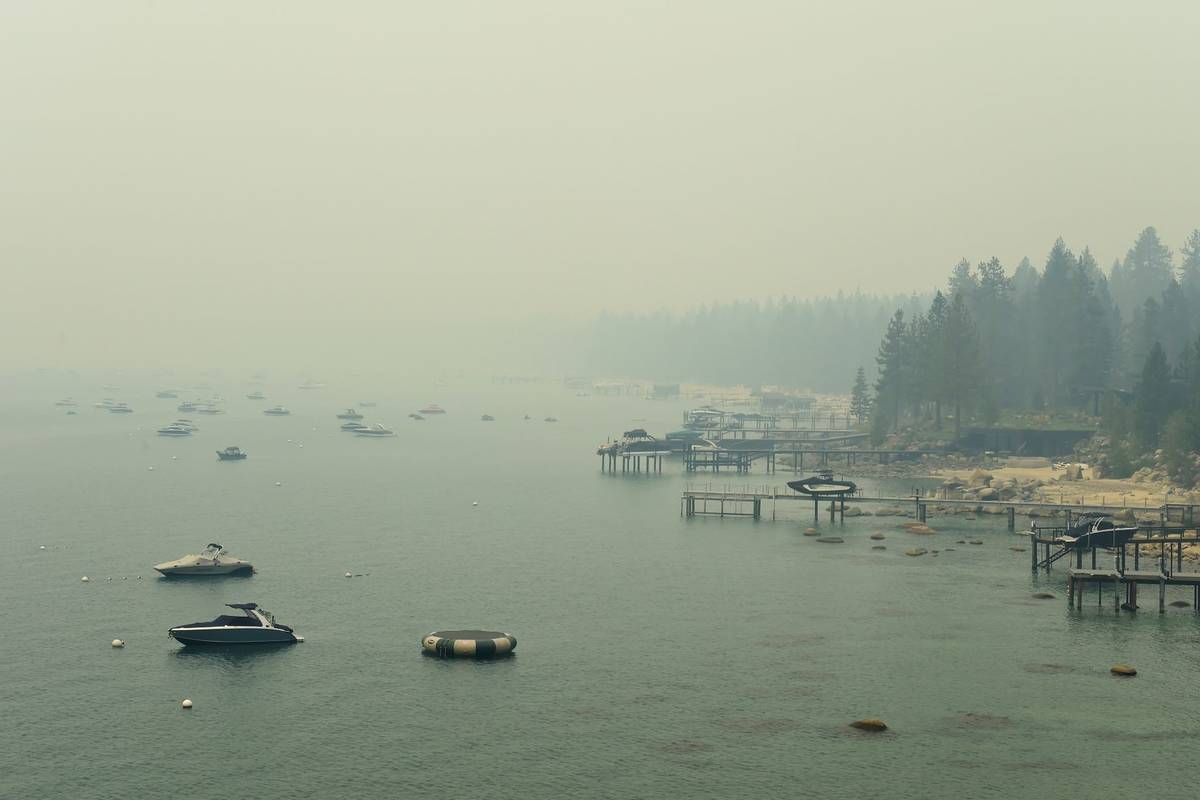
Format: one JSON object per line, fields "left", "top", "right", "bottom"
{"left": 472, "top": 501, "right": 478, "bottom": 506}
{"left": 181, "top": 699, "right": 193, "bottom": 709}
{"left": 147, "top": 466, "right": 154, "bottom": 471}
{"left": 345, "top": 571, "right": 353, "bottom": 578}
{"left": 39, "top": 545, "right": 46, "bottom": 550}
{"left": 275, "top": 481, "right": 282, "bottom": 486}
{"left": 81, "top": 576, "right": 89, "bottom": 583}
{"left": 112, "top": 639, "right": 125, "bottom": 648}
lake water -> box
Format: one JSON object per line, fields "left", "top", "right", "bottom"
{"left": 2, "top": 373, "right": 1198, "bottom": 799}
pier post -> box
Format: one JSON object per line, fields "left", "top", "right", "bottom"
{"left": 1031, "top": 538, "right": 1038, "bottom": 573}
{"left": 1067, "top": 576, "right": 1074, "bottom": 607}
{"left": 1007, "top": 507, "right": 1015, "bottom": 532}
{"left": 1160, "top": 579, "right": 1166, "bottom": 613}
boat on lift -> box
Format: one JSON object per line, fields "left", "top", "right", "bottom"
{"left": 787, "top": 470, "right": 858, "bottom": 497}
{"left": 168, "top": 603, "right": 299, "bottom": 645}
{"left": 1053, "top": 512, "right": 1139, "bottom": 550}
{"left": 217, "top": 446, "right": 247, "bottom": 460}
{"left": 155, "top": 543, "right": 254, "bottom": 576}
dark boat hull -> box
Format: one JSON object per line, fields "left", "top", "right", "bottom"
{"left": 787, "top": 477, "right": 858, "bottom": 496}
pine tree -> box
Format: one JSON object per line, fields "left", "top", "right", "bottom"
{"left": 941, "top": 292, "right": 981, "bottom": 439}
{"left": 1134, "top": 342, "right": 1170, "bottom": 448}
{"left": 850, "top": 366, "right": 872, "bottom": 422}
{"left": 874, "top": 310, "right": 907, "bottom": 432}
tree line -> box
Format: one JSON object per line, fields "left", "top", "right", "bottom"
{"left": 860, "top": 226, "right": 1200, "bottom": 481}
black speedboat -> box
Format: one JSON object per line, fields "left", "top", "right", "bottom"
{"left": 1054, "top": 512, "right": 1139, "bottom": 549}
{"left": 169, "top": 603, "right": 300, "bottom": 645}
{"left": 217, "top": 446, "right": 247, "bottom": 460}
{"left": 787, "top": 470, "right": 857, "bottom": 497}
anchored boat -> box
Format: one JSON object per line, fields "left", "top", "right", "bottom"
{"left": 217, "top": 446, "right": 247, "bottom": 460}
{"left": 155, "top": 543, "right": 254, "bottom": 576}
{"left": 168, "top": 603, "right": 299, "bottom": 645}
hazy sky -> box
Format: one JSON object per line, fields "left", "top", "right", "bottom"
{"left": 4, "top": 1, "right": 1200, "bottom": 366}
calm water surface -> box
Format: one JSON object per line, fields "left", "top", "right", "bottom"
{"left": 2, "top": 373, "right": 1197, "bottom": 799}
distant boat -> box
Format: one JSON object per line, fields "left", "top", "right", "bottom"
{"left": 194, "top": 404, "right": 224, "bottom": 415}
{"left": 298, "top": 381, "right": 325, "bottom": 390}
{"left": 177, "top": 401, "right": 199, "bottom": 412}
{"left": 336, "top": 408, "right": 363, "bottom": 420}
{"left": 157, "top": 424, "right": 193, "bottom": 437}
{"left": 408, "top": 413, "right": 425, "bottom": 421}
{"left": 418, "top": 403, "right": 446, "bottom": 415}
{"left": 55, "top": 398, "right": 77, "bottom": 407}
{"left": 481, "top": 414, "right": 495, "bottom": 422}
{"left": 544, "top": 417, "right": 558, "bottom": 423}
{"left": 66, "top": 410, "right": 77, "bottom": 415}
{"left": 340, "top": 421, "right": 369, "bottom": 432}
{"left": 156, "top": 543, "right": 253, "bottom": 576}
{"left": 358, "top": 401, "right": 376, "bottom": 408}
{"left": 108, "top": 403, "right": 134, "bottom": 414}
{"left": 217, "top": 446, "right": 247, "bottom": 461}
{"left": 173, "top": 419, "right": 199, "bottom": 431}
{"left": 263, "top": 406, "right": 291, "bottom": 416}
{"left": 168, "top": 603, "right": 299, "bottom": 645}
{"left": 356, "top": 424, "right": 396, "bottom": 437}
{"left": 156, "top": 390, "right": 179, "bottom": 399}
{"left": 94, "top": 398, "right": 118, "bottom": 409}
{"left": 246, "top": 391, "right": 266, "bottom": 400}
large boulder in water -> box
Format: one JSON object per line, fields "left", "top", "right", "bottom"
{"left": 849, "top": 718, "right": 888, "bottom": 732}
{"left": 968, "top": 470, "right": 993, "bottom": 488}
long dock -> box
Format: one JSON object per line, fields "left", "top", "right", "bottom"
{"left": 682, "top": 447, "right": 941, "bottom": 474}
{"left": 680, "top": 485, "right": 1187, "bottom": 529}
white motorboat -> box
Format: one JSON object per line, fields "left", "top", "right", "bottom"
{"left": 177, "top": 401, "right": 199, "bottom": 412}
{"left": 336, "top": 408, "right": 364, "bottom": 420}
{"left": 356, "top": 424, "right": 396, "bottom": 437}
{"left": 157, "top": 424, "right": 193, "bottom": 437}
{"left": 263, "top": 406, "right": 291, "bottom": 416}
{"left": 340, "top": 421, "right": 369, "bottom": 432}
{"left": 108, "top": 403, "right": 134, "bottom": 414}
{"left": 155, "top": 543, "right": 254, "bottom": 576}
{"left": 94, "top": 398, "right": 118, "bottom": 409}
{"left": 173, "top": 419, "right": 199, "bottom": 431}
{"left": 168, "top": 603, "right": 299, "bottom": 645}
{"left": 246, "top": 391, "right": 266, "bottom": 400}
{"left": 418, "top": 403, "right": 446, "bottom": 415}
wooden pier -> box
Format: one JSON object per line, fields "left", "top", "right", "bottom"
{"left": 682, "top": 446, "right": 944, "bottom": 474}
{"left": 598, "top": 445, "right": 669, "bottom": 474}
{"left": 681, "top": 485, "right": 1182, "bottom": 529}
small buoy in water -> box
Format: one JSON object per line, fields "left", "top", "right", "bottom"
{"left": 112, "top": 639, "right": 125, "bottom": 648}
{"left": 171, "top": 456, "right": 178, "bottom": 460}
{"left": 181, "top": 699, "right": 193, "bottom": 709}
{"left": 106, "top": 577, "right": 112, "bottom": 581}
{"left": 295, "top": 636, "right": 305, "bottom": 642}
{"left": 275, "top": 481, "right": 282, "bottom": 487}
{"left": 472, "top": 501, "right": 478, "bottom": 506}
{"left": 39, "top": 545, "right": 46, "bottom": 550}
{"left": 147, "top": 466, "right": 154, "bottom": 471}
{"left": 287, "top": 439, "right": 292, "bottom": 443}
{"left": 298, "top": 444, "right": 304, "bottom": 448}
{"left": 81, "top": 576, "right": 89, "bottom": 582}
{"left": 345, "top": 571, "right": 352, "bottom": 578}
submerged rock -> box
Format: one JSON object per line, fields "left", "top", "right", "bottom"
{"left": 849, "top": 718, "right": 888, "bottom": 732}
{"left": 1110, "top": 664, "right": 1138, "bottom": 676}
{"left": 1168, "top": 600, "right": 1191, "bottom": 608}
{"left": 901, "top": 523, "right": 936, "bottom": 535}
{"left": 903, "top": 548, "right": 928, "bottom": 557}
{"left": 816, "top": 537, "right": 844, "bottom": 544}
{"left": 1032, "top": 593, "right": 1056, "bottom": 599}
{"left": 871, "top": 545, "right": 887, "bottom": 550}
{"left": 803, "top": 528, "right": 819, "bottom": 536}
{"left": 869, "top": 533, "right": 885, "bottom": 540}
